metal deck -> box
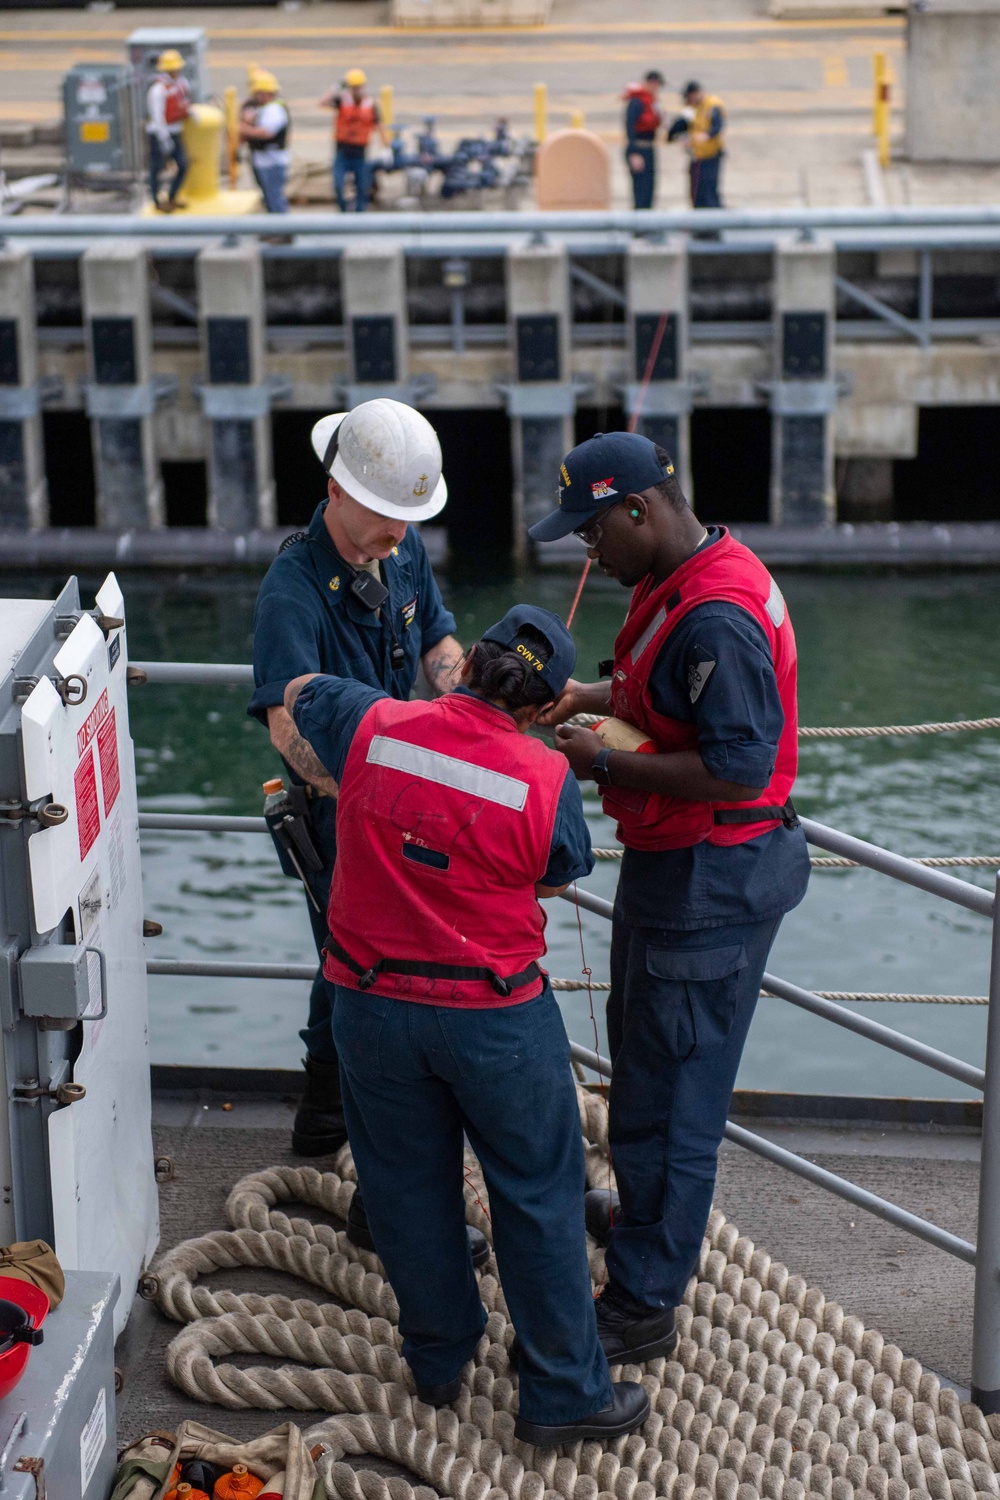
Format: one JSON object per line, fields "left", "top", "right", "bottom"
{"left": 114, "top": 1080, "right": 981, "bottom": 1456}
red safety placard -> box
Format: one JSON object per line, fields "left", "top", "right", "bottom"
{"left": 97, "top": 706, "right": 121, "bottom": 816}
{"left": 74, "top": 747, "right": 101, "bottom": 861}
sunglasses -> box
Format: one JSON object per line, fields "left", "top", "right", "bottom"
{"left": 573, "top": 500, "right": 623, "bottom": 549}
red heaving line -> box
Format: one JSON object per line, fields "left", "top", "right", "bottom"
{"left": 563, "top": 315, "right": 672, "bottom": 1261}
{"left": 564, "top": 309, "right": 671, "bottom": 630}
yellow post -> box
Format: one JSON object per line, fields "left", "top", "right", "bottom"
{"left": 874, "top": 53, "right": 891, "bottom": 168}
{"left": 569, "top": 108, "right": 585, "bottom": 129}
{"left": 534, "top": 82, "right": 547, "bottom": 143}
{"left": 224, "top": 85, "right": 239, "bottom": 189}
{"left": 871, "top": 52, "right": 883, "bottom": 135}
{"left": 380, "top": 83, "right": 395, "bottom": 128}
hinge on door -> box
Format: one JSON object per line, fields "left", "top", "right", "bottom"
{"left": 13, "top": 1457, "right": 45, "bottom": 1500}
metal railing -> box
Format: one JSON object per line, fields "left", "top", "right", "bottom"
{"left": 10, "top": 205, "right": 1000, "bottom": 241}
{"left": 130, "top": 656, "right": 1000, "bottom": 1411}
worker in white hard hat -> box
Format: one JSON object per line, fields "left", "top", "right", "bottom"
{"left": 239, "top": 69, "right": 292, "bottom": 214}
{"left": 318, "top": 66, "right": 392, "bottom": 212}
{"left": 146, "top": 48, "right": 191, "bottom": 213}
{"left": 248, "top": 401, "right": 469, "bottom": 1221}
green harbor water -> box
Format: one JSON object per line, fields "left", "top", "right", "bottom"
{"left": 8, "top": 565, "right": 1000, "bottom": 1097}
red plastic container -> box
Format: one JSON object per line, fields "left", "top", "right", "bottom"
{"left": 0, "top": 1275, "right": 50, "bottom": 1400}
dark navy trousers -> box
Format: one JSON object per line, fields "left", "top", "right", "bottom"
{"left": 332, "top": 981, "right": 613, "bottom": 1426}
{"left": 268, "top": 803, "right": 340, "bottom": 1065}
{"left": 628, "top": 144, "right": 656, "bottom": 209}
{"left": 605, "top": 914, "right": 782, "bottom": 1310}
{"left": 689, "top": 154, "right": 722, "bottom": 208}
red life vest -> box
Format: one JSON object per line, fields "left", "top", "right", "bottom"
{"left": 162, "top": 77, "right": 190, "bottom": 127}
{"left": 624, "top": 85, "right": 661, "bottom": 139}
{"left": 604, "top": 528, "right": 799, "bottom": 852}
{"left": 323, "top": 692, "right": 567, "bottom": 1008}
{"left": 335, "top": 95, "right": 377, "bottom": 147}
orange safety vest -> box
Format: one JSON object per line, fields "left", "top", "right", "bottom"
{"left": 335, "top": 95, "right": 377, "bottom": 147}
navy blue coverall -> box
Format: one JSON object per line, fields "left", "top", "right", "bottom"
{"left": 625, "top": 94, "right": 658, "bottom": 210}
{"left": 292, "top": 678, "right": 610, "bottom": 1427}
{"left": 604, "top": 531, "right": 810, "bottom": 1312}
{"left": 248, "top": 501, "right": 457, "bottom": 1063}
{"left": 667, "top": 106, "right": 725, "bottom": 208}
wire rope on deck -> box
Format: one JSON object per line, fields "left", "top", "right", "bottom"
{"left": 152, "top": 1087, "right": 1000, "bottom": 1500}
{"left": 568, "top": 712, "right": 1000, "bottom": 738}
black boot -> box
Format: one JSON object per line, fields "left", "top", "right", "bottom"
{"left": 347, "top": 1190, "right": 491, "bottom": 1269}
{"left": 415, "top": 1375, "right": 464, "bottom": 1408}
{"left": 595, "top": 1282, "right": 678, "bottom": 1366}
{"left": 291, "top": 1055, "right": 348, "bottom": 1157}
{"left": 584, "top": 1187, "right": 622, "bottom": 1247}
{"left": 514, "top": 1381, "right": 650, "bottom": 1447}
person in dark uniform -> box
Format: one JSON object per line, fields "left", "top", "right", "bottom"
{"left": 667, "top": 80, "right": 726, "bottom": 210}
{"left": 528, "top": 431, "right": 810, "bottom": 1367}
{"left": 623, "top": 69, "right": 664, "bottom": 210}
{"left": 283, "top": 606, "right": 650, "bottom": 1445}
{"left": 248, "top": 399, "right": 466, "bottom": 1182}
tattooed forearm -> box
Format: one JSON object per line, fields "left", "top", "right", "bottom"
{"left": 266, "top": 705, "right": 339, "bottom": 797}
{"left": 422, "top": 634, "right": 465, "bottom": 695}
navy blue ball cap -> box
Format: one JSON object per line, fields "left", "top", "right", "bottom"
{"left": 528, "top": 431, "right": 675, "bottom": 542}
{"left": 481, "top": 605, "right": 577, "bottom": 697}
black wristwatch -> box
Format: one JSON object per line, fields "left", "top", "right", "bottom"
{"left": 591, "top": 747, "right": 614, "bottom": 787}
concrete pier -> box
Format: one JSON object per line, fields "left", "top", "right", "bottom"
{"left": 0, "top": 245, "right": 47, "bottom": 529}
{"left": 81, "top": 243, "right": 164, "bottom": 529}
{"left": 625, "top": 237, "right": 692, "bottom": 497}
{"left": 196, "top": 241, "right": 275, "bottom": 531}
{"left": 769, "top": 238, "right": 837, "bottom": 527}
{"left": 907, "top": 1, "right": 1000, "bottom": 164}
{"left": 341, "top": 241, "right": 411, "bottom": 406}
{"left": 506, "top": 240, "right": 574, "bottom": 560}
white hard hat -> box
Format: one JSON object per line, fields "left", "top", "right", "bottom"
{"left": 310, "top": 400, "right": 447, "bottom": 523}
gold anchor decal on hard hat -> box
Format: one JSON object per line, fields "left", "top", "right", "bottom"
{"left": 413, "top": 474, "right": 429, "bottom": 498}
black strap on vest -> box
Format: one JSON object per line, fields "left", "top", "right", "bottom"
{"left": 324, "top": 933, "right": 542, "bottom": 1000}
{"left": 713, "top": 798, "right": 799, "bottom": 830}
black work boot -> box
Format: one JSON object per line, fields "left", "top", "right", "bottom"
{"left": 584, "top": 1187, "right": 622, "bottom": 1247}
{"left": 595, "top": 1282, "right": 678, "bottom": 1365}
{"left": 291, "top": 1055, "right": 348, "bottom": 1157}
{"left": 514, "top": 1381, "right": 650, "bottom": 1447}
{"left": 415, "top": 1375, "right": 464, "bottom": 1408}
{"left": 347, "top": 1190, "right": 491, "bottom": 1269}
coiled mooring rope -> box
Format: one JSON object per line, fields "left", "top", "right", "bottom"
{"left": 154, "top": 1088, "right": 1000, "bottom": 1500}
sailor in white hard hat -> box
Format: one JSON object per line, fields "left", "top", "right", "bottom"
{"left": 249, "top": 401, "right": 471, "bottom": 1244}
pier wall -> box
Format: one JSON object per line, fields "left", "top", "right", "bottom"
{"left": 5, "top": 234, "right": 1000, "bottom": 544}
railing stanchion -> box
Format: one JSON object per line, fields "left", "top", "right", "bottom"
{"left": 972, "top": 873, "right": 1000, "bottom": 1412}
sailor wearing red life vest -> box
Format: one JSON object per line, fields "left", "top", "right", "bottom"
{"left": 284, "top": 606, "right": 650, "bottom": 1448}
{"left": 529, "top": 431, "right": 810, "bottom": 1367}
{"left": 623, "top": 69, "right": 665, "bottom": 210}
{"left": 146, "top": 49, "right": 191, "bottom": 213}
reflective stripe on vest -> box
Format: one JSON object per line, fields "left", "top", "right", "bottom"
{"left": 690, "top": 95, "right": 725, "bottom": 159}
{"left": 605, "top": 528, "right": 798, "bottom": 852}
{"left": 336, "top": 97, "right": 377, "bottom": 146}
{"left": 325, "top": 692, "right": 566, "bottom": 1007}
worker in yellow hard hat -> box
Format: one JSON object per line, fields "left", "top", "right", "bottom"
{"left": 318, "top": 66, "right": 392, "bottom": 212}
{"left": 239, "top": 69, "right": 292, "bottom": 214}
{"left": 146, "top": 48, "right": 190, "bottom": 212}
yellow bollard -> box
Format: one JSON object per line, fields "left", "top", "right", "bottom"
{"left": 569, "top": 108, "right": 585, "bottom": 129}
{"left": 534, "top": 82, "right": 547, "bottom": 143}
{"left": 182, "top": 103, "right": 224, "bottom": 202}
{"left": 380, "top": 83, "right": 395, "bottom": 128}
{"left": 873, "top": 53, "right": 891, "bottom": 169}
{"left": 871, "top": 52, "right": 883, "bottom": 136}
{"left": 224, "top": 85, "right": 239, "bottom": 189}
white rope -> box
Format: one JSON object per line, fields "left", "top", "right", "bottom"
{"left": 591, "top": 849, "right": 1000, "bottom": 867}
{"left": 569, "top": 712, "right": 1000, "bottom": 738}
{"left": 550, "top": 980, "right": 987, "bottom": 1002}
{"left": 154, "top": 1088, "right": 1000, "bottom": 1500}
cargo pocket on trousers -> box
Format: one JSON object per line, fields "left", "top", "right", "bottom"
{"left": 645, "top": 943, "right": 748, "bottom": 1058}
